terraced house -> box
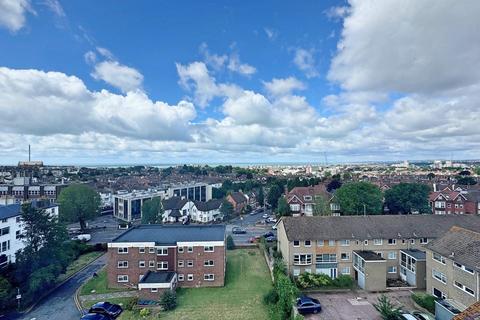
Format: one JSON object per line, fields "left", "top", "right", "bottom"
{"left": 107, "top": 224, "right": 225, "bottom": 301}
{"left": 277, "top": 215, "right": 480, "bottom": 292}
{"left": 425, "top": 226, "right": 480, "bottom": 320}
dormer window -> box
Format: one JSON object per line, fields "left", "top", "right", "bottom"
{"left": 304, "top": 195, "right": 312, "bottom": 201}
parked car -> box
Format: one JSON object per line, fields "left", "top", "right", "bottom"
{"left": 267, "top": 217, "right": 277, "bottom": 223}
{"left": 400, "top": 313, "right": 418, "bottom": 320}
{"left": 296, "top": 296, "right": 322, "bottom": 315}
{"left": 88, "top": 301, "right": 123, "bottom": 318}
{"left": 265, "top": 235, "right": 277, "bottom": 242}
{"left": 263, "top": 231, "right": 274, "bottom": 238}
{"left": 232, "top": 227, "right": 247, "bottom": 234}
{"left": 262, "top": 213, "right": 269, "bottom": 218}
{"left": 75, "top": 234, "right": 91, "bottom": 242}
{"left": 80, "top": 313, "right": 112, "bottom": 320}
{"left": 412, "top": 311, "right": 435, "bottom": 320}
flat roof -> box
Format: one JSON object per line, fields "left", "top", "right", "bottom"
{"left": 140, "top": 271, "right": 176, "bottom": 284}
{"left": 354, "top": 250, "right": 385, "bottom": 261}
{"left": 401, "top": 249, "right": 426, "bottom": 261}
{"left": 112, "top": 224, "right": 225, "bottom": 245}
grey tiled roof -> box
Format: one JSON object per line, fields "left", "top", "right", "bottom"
{"left": 162, "top": 197, "right": 188, "bottom": 210}
{"left": 0, "top": 204, "right": 21, "bottom": 220}
{"left": 281, "top": 215, "right": 480, "bottom": 242}
{"left": 426, "top": 226, "right": 480, "bottom": 272}
{"left": 194, "top": 199, "right": 222, "bottom": 211}
{"left": 112, "top": 224, "right": 225, "bottom": 245}
{"left": 229, "top": 192, "right": 247, "bottom": 204}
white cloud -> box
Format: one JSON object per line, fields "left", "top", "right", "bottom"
{"left": 91, "top": 60, "right": 143, "bottom": 93}
{"left": 0, "top": 0, "right": 35, "bottom": 32}
{"left": 263, "top": 77, "right": 305, "bottom": 97}
{"left": 227, "top": 53, "right": 256, "bottom": 76}
{"left": 264, "top": 27, "right": 277, "bottom": 40}
{"left": 84, "top": 51, "right": 96, "bottom": 64}
{"left": 44, "top": 0, "right": 65, "bottom": 17}
{"left": 199, "top": 43, "right": 256, "bottom": 76}
{"left": 199, "top": 43, "right": 227, "bottom": 70}
{"left": 293, "top": 48, "right": 319, "bottom": 78}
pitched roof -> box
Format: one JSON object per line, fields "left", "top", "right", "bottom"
{"left": 112, "top": 224, "right": 225, "bottom": 245}
{"left": 229, "top": 192, "right": 247, "bottom": 204}
{"left": 287, "top": 185, "right": 329, "bottom": 204}
{"left": 0, "top": 204, "right": 21, "bottom": 220}
{"left": 280, "top": 215, "right": 480, "bottom": 242}
{"left": 162, "top": 196, "right": 188, "bottom": 210}
{"left": 429, "top": 188, "right": 466, "bottom": 202}
{"left": 453, "top": 301, "right": 480, "bottom": 320}
{"left": 194, "top": 199, "right": 222, "bottom": 211}
{"left": 426, "top": 226, "right": 480, "bottom": 272}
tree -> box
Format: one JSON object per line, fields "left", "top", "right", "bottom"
{"left": 427, "top": 172, "right": 435, "bottom": 180}
{"left": 373, "top": 295, "right": 402, "bottom": 320}
{"left": 160, "top": 290, "right": 177, "bottom": 311}
{"left": 384, "top": 183, "right": 431, "bottom": 214}
{"left": 459, "top": 170, "right": 471, "bottom": 176}
{"left": 327, "top": 179, "right": 342, "bottom": 192}
{"left": 220, "top": 200, "right": 234, "bottom": 220}
{"left": 57, "top": 184, "right": 101, "bottom": 230}
{"left": 267, "top": 184, "right": 283, "bottom": 210}
{"left": 257, "top": 187, "right": 264, "bottom": 207}
{"left": 475, "top": 167, "right": 480, "bottom": 176}
{"left": 226, "top": 235, "right": 235, "bottom": 250}
{"left": 141, "top": 197, "right": 163, "bottom": 224}
{"left": 276, "top": 197, "right": 290, "bottom": 217}
{"left": 457, "top": 176, "right": 477, "bottom": 185}
{"left": 313, "top": 194, "right": 331, "bottom": 216}
{"left": 335, "top": 182, "right": 383, "bottom": 215}
{"left": 0, "top": 276, "right": 13, "bottom": 310}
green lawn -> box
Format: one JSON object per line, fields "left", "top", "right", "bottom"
{"left": 58, "top": 251, "right": 104, "bottom": 283}
{"left": 80, "top": 268, "right": 130, "bottom": 295}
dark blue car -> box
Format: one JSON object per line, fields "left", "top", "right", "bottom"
{"left": 80, "top": 313, "right": 112, "bottom": 320}
{"left": 296, "top": 296, "right": 322, "bottom": 315}
{"left": 88, "top": 301, "right": 123, "bottom": 318}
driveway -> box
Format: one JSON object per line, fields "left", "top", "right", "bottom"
{"left": 19, "top": 254, "right": 107, "bottom": 320}
{"left": 303, "top": 290, "right": 418, "bottom": 320}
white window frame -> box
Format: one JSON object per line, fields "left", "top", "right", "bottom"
{"left": 304, "top": 240, "right": 311, "bottom": 247}
{"left": 188, "top": 246, "right": 194, "bottom": 253}
{"left": 341, "top": 267, "right": 350, "bottom": 274}
{"left": 329, "top": 240, "right": 335, "bottom": 246}
{"left": 139, "top": 247, "right": 145, "bottom": 253}
{"left": 433, "top": 253, "right": 446, "bottom": 265}
{"left": 340, "top": 240, "right": 350, "bottom": 246}
{"left": 157, "top": 248, "right": 168, "bottom": 256}
{"left": 340, "top": 252, "right": 350, "bottom": 261}
{"left": 317, "top": 240, "right": 324, "bottom": 247}
{"left": 117, "top": 261, "right": 128, "bottom": 268}
{"left": 149, "top": 260, "right": 155, "bottom": 268}
{"left": 117, "top": 275, "right": 128, "bottom": 283}
{"left": 178, "top": 246, "right": 184, "bottom": 253}
{"left": 150, "top": 288, "right": 158, "bottom": 292}
{"left": 157, "top": 261, "right": 168, "bottom": 270}
{"left": 178, "top": 260, "right": 184, "bottom": 268}
{"left": 117, "top": 247, "right": 128, "bottom": 254}
{"left": 204, "top": 274, "right": 215, "bottom": 281}
{"left": 432, "top": 269, "right": 447, "bottom": 284}
{"left": 293, "top": 240, "right": 300, "bottom": 247}
{"left": 387, "top": 239, "right": 396, "bottom": 245}
{"left": 204, "top": 246, "right": 214, "bottom": 252}
{"left": 187, "top": 260, "right": 194, "bottom": 267}
{"left": 388, "top": 252, "right": 397, "bottom": 260}
{"left": 178, "top": 274, "right": 184, "bottom": 281}
{"left": 149, "top": 247, "right": 155, "bottom": 254}
{"left": 388, "top": 266, "right": 397, "bottom": 273}
{"left": 204, "top": 260, "right": 214, "bottom": 267}
{"left": 187, "top": 274, "right": 194, "bottom": 281}
{"left": 373, "top": 239, "right": 383, "bottom": 245}
{"left": 139, "top": 261, "right": 145, "bottom": 268}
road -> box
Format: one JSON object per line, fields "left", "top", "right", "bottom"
{"left": 19, "top": 254, "right": 107, "bottom": 320}
{"left": 227, "top": 209, "right": 277, "bottom": 244}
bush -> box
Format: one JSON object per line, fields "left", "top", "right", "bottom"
{"left": 412, "top": 293, "right": 437, "bottom": 314}
{"left": 293, "top": 314, "right": 305, "bottom": 320}
{"left": 273, "top": 258, "right": 287, "bottom": 277}
{"left": 296, "top": 273, "right": 353, "bottom": 289}
{"left": 263, "top": 288, "right": 279, "bottom": 305}
{"left": 139, "top": 308, "right": 150, "bottom": 318}
{"left": 332, "top": 275, "right": 354, "bottom": 288}
{"left": 161, "top": 290, "right": 177, "bottom": 311}
{"left": 226, "top": 235, "right": 235, "bottom": 250}
{"left": 124, "top": 297, "right": 138, "bottom": 311}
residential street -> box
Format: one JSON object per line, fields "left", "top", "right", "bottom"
{"left": 19, "top": 254, "right": 106, "bottom": 320}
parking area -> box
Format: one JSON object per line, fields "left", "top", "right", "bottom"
{"left": 303, "top": 290, "right": 418, "bottom": 320}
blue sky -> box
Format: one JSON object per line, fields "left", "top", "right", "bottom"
{"left": 1, "top": 0, "right": 480, "bottom": 165}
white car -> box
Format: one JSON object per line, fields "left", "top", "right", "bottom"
{"left": 262, "top": 213, "right": 269, "bottom": 218}
{"left": 76, "top": 234, "right": 91, "bottom": 242}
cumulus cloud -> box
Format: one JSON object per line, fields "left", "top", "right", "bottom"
{"left": 293, "top": 48, "right": 319, "bottom": 78}
{"left": 91, "top": 60, "right": 144, "bottom": 93}
{"left": 227, "top": 53, "right": 256, "bottom": 76}
{"left": 199, "top": 43, "right": 256, "bottom": 76}
{"left": 263, "top": 77, "right": 305, "bottom": 97}
{"left": 0, "top": 0, "right": 35, "bottom": 32}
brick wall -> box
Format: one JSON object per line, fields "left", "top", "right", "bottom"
{"left": 176, "top": 245, "right": 225, "bottom": 288}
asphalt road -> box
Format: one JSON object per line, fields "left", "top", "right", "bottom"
{"left": 19, "top": 254, "right": 107, "bottom": 320}
{"left": 227, "top": 209, "right": 277, "bottom": 244}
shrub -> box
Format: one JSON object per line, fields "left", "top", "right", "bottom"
{"left": 332, "top": 275, "right": 354, "bottom": 288}
{"left": 373, "top": 294, "right": 402, "bottom": 320}
{"left": 139, "top": 308, "right": 150, "bottom": 318}
{"left": 293, "top": 314, "right": 305, "bottom": 320}
{"left": 273, "top": 258, "right": 287, "bottom": 277}
{"left": 124, "top": 297, "right": 138, "bottom": 311}
{"left": 296, "top": 273, "right": 334, "bottom": 289}
{"left": 226, "top": 235, "right": 235, "bottom": 250}
{"left": 412, "top": 293, "right": 437, "bottom": 314}
{"left": 275, "top": 273, "right": 299, "bottom": 319}
{"left": 263, "top": 288, "right": 279, "bottom": 305}
{"left": 161, "top": 290, "right": 177, "bottom": 311}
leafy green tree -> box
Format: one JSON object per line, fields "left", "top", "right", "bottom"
{"left": 141, "top": 197, "right": 163, "bottom": 224}
{"left": 459, "top": 170, "right": 471, "bottom": 176}
{"left": 276, "top": 197, "right": 290, "bottom": 217}
{"left": 336, "top": 182, "right": 383, "bottom": 215}
{"left": 257, "top": 187, "right": 264, "bottom": 207}
{"left": 313, "top": 194, "right": 331, "bottom": 216}
{"left": 226, "top": 235, "right": 235, "bottom": 250}
{"left": 0, "top": 276, "right": 13, "bottom": 310}
{"left": 220, "top": 200, "right": 234, "bottom": 220}
{"left": 275, "top": 273, "right": 299, "bottom": 319}
{"left": 475, "top": 167, "right": 480, "bottom": 176}
{"left": 267, "top": 184, "right": 283, "bottom": 210}
{"left": 160, "top": 290, "right": 177, "bottom": 310}
{"left": 373, "top": 295, "right": 402, "bottom": 320}
{"left": 327, "top": 179, "right": 342, "bottom": 192}
{"left": 456, "top": 176, "right": 477, "bottom": 185}
{"left": 57, "top": 184, "right": 101, "bottom": 230}
{"left": 427, "top": 172, "right": 435, "bottom": 180}
{"left": 384, "top": 183, "right": 431, "bottom": 214}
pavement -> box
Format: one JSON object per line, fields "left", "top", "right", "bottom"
{"left": 18, "top": 254, "right": 107, "bottom": 320}
{"left": 80, "top": 291, "right": 138, "bottom": 302}
{"left": 303, "top": 290, "right": 420, "bottom": 320}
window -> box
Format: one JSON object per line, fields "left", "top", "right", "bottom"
{"left": 328, "top": 240, "right": 335, "bottom": 246}
{"left": 16, "top": 216, "right": 21, "bottom": 223}
{"left": 355, "top": 240, "right": 360, "bottom": 245}
{"left": 340, "top": 252, "right": 350, "bottom": 261}
{"left": 204, "top": 274, "right": 215, "bottom": 281}
{"left": 364, "top": 240, "right": 368, "bottom": 245}
{"left": 0, "top": 227, "right": 9, "bottom": 236}
{"left": 304, "top": 268, "right": 311, "bottom": 273}
{"left": 373, "top": 239, "right": 383, "bottom": 245}
{"left": 341, "top": 267, "right": 350, "bottom": 274}
{"left": 453, "top": 262, "right": 475, "bottom": 274}
{"left": 187, "top": 274, "right": 193, "bottom": 281}
{"left": 139, "top": 261, "right": 145, "bottom": 268}
{"left": 293, "top": 241, "right": 300, "bottom": 247}
{"left": 340, "top": 240, "right": 350, "bottom": 246}
{"left": 178, "top": 246, "right": 184, "bottom": 253}
{"left": 117, "top": 275, "right": 128, "bottom": 283}
{"left": 388, "top": 252, "right": 397, "bottom": 260}
{"left": 376, "top": 251, "right": 384, "bottom": 258}
{"left": 178, "top": 260, "right": 184, "bottom": 268}
{"left": 204, "top": 260, "right": 214, "bottom": 267}
{"left": 387, "top": 239, "right": 396, "bottom": 245}
{"left": 304, "top": 195, "right": 312, "bottom": 201}
{"left": 433, "top": 253, "right": 446, "bottom": 264}
{"left": 402, "top": 239, "right": 407, "bottom": 245}
{"left": 388, "top": 266, "right": 397, "bottom": 273}
{"left": 150, "top": 288, "right": 158, "bottom": 293}
{"left": 293, "top": 268, "right": 300, "bottom": 276}
{"left": 157, "top": 261, "right": 168, "bottom": 270}
{"left": 432, "top": 269, "right": 447, "bottom": 284}
{"left": 290, "top": 204, "right": 300, "bottom": 211}
{"left": 1, "top": 240, "right": 10, "bottom": 252}
{"left": 433, "top": 288, "right": 446, "bottom": 299}
{"left": 420, "top": 238, "right": 428, "bottom": 244}
{"left": 139, "top": 247, "right": 145, "bottom": 253}
{"left": 304, "top": 240, "right": 311, "bottom": 247}
{"left": 149, "top": 260, "right": 155, "bottom": 268}
{"left": 149, "top": 247, "right": 155, "bottom": 253}
{"left": 16, "top": 230, "right": 21, "bottom": 239}
{"left": 187, "top": 260, "right": 194, "bottom": 267}
{"left": 316, "top": 240, "right": 324, "bottom": 246}
{"left": 454, "top": 281, "right": 475, "bottom": 296}
{"left": 178, "top": 274, "right": 184, "bottom": 281}
{"left": 157, "top": 248, "right": 168, "bottom": 255}
{"left": 204, "top": 246, "right": 214, "bottom": 252}
{"left": 117, "top": 247, "right": 128, "bottom": 254}
{"left": 293, "top": 254, "right": 312, "bottom": 265}
{"left": 188, "top": 246, "right": 193, "bottom": 253}
{"left": 316, "top": 254, "right": 336, "bottom": 263}
{"left": 410, "top": 239, "right": 415, "bottom": 244}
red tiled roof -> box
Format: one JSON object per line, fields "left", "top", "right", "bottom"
{"left": 287, "top": 184, "right": 328, "bottom": 204}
